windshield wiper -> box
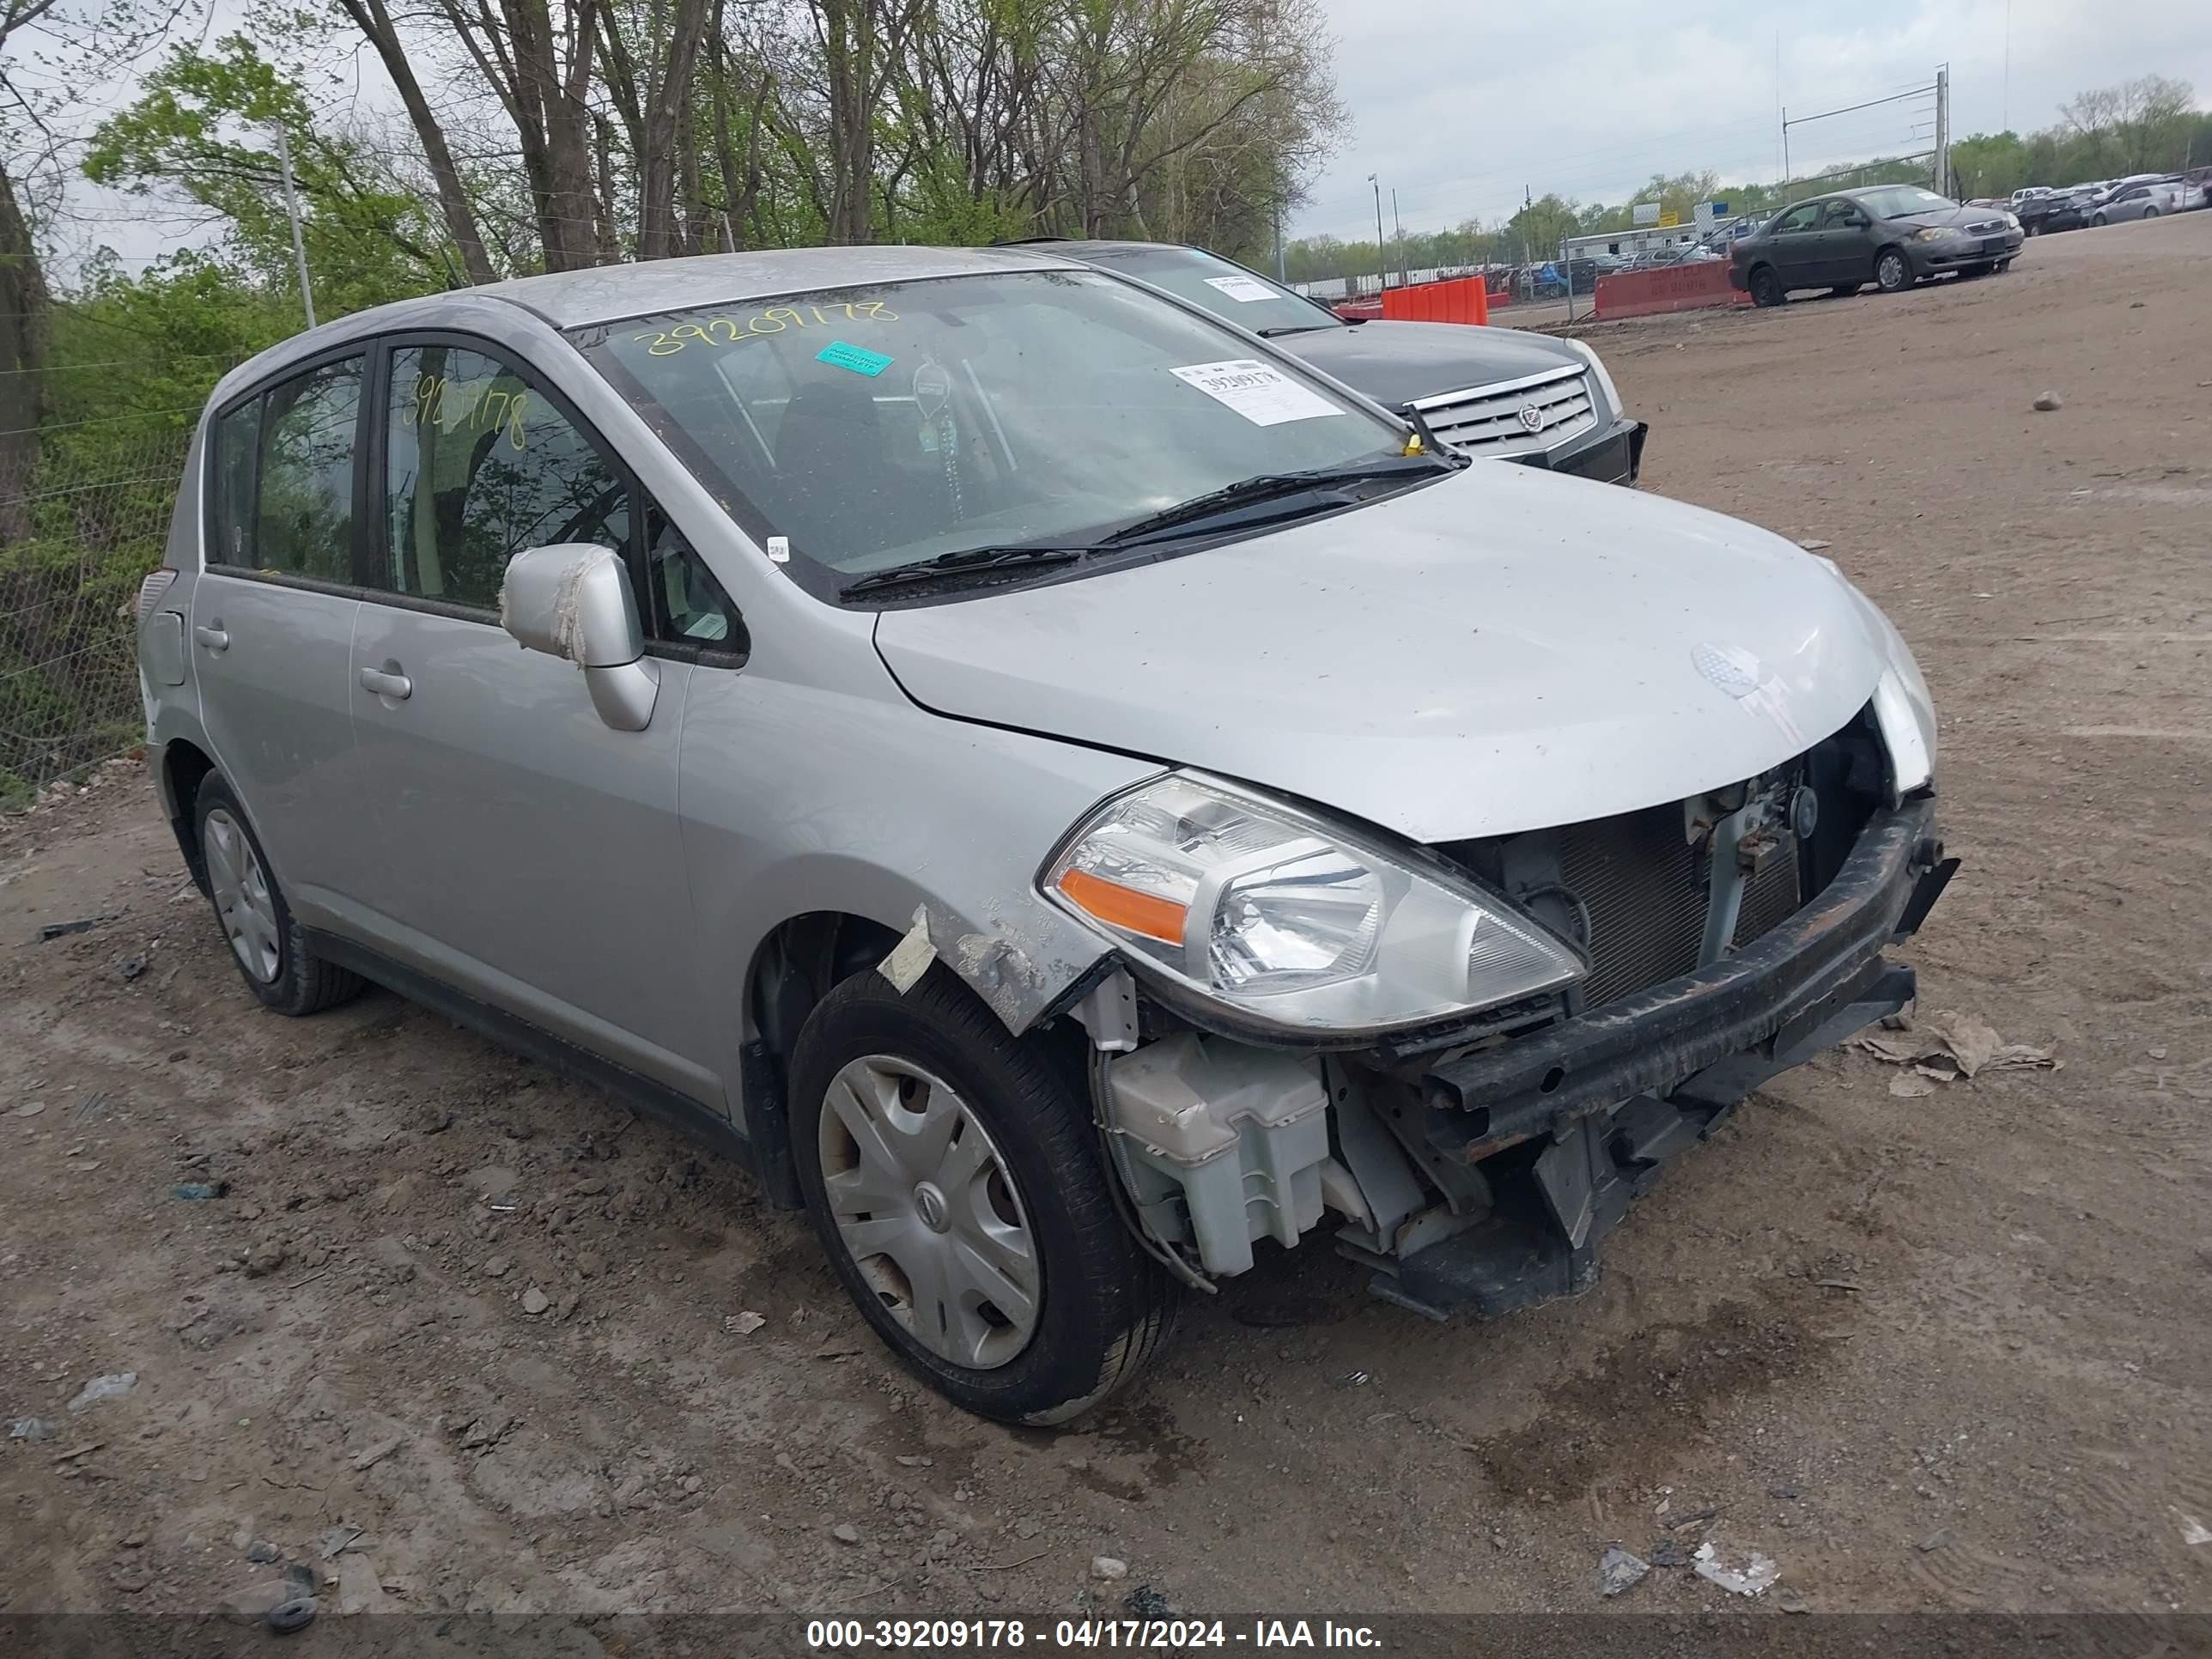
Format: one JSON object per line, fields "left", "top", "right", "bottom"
{"left": 840, "top": 543, "right": 1095, "bottom": 599}
{"left": 1256, "top": 322, "right": 1340, "bottom": 337}
{"left": 1102, "top": 456, "right": 1448, "bottom": 547}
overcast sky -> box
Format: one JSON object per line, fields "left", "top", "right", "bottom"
{"left": 1293, "top": 0, "right": 2212, "bottom": 242}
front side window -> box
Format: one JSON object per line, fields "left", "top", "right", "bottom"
{"left": 382, "top": 344, "right": 631, "bottom": 611}
{"left": 252, "top": 357, "right": 362, "bottom": 580}
{"left": 573, "top": 270, "right": 1411, "bottom": 595}
{"left": 1774, "top": 203, "right": 1820, "bottom": 234}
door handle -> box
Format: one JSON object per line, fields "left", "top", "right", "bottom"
{"left": 193, "top": 624, "right": 229, "bottom": 653}
{"left": 359, "top": 665, "right": 412, "bottom": 701}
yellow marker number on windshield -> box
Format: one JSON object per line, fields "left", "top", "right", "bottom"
{"left": 633, "top": 301, "right": 899, "bottom": 357}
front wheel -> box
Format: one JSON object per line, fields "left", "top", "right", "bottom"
{"left": 2090, "top": 214, "right": 2107, "bottom": 228}
{"left": 1875, "top": 248, "right": 1913, "bottom": 293}
{"left": 789, "top": 966, "right": 1178, "bottom": 1425}
{"left": 2142, "top": 207, "right": 2159, "bottom": 220}
{"left": 1747, "top": 265, "right": 1785, "bottom": 307}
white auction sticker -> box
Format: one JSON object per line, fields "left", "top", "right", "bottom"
{"left": 1203, "top": 273, "right": 1278, "bottom": 303}
{"left": 1169, "top": 359, "right": 1343, "bottom": 426}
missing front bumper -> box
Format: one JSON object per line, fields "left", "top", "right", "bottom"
{"left": 1362, "top": 799, "right": 1955, "bottom": 1320}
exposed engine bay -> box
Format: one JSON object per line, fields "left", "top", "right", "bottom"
{"left": 1076, "top": 708, "right": 1954, "bottom": 1316}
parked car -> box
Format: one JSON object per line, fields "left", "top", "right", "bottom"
{"left": 138, "top": 246, "right": 1951, "bottom": 1424}
{"left": 2087, "top": 177, "right": 2188, "bottom": 224}
{"left": 1730, "top": 184, "right": 2024, "bottom": 304}
{"left": 2020, "top": 187, "right": 2097, "bottom": 235}
{"left": 1033, "top": 240, "right": 1645, "bottom": 484}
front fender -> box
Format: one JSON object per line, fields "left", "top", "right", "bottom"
{"left": 677, "top": 665, "right": 1160, "bottom": 1068}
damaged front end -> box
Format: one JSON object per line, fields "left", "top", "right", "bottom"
{"left": 1068, "top": 709, "right": 1958, "bottom": 1316}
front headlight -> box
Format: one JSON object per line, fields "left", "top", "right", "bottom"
{"left": 1042, "top": 773, "right": 1585, "bottom": 1035}
{"left": 1557, "top": 336, "right": 1625, "bottom": 417}
{"left": 1909, "top": 226, "right": 1960, "bottom": 243}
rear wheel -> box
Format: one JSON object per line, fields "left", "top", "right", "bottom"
{"left": 193, "top": 777, "right": 364, "bottom": 1016}
{"left": 1875, "top": 248, "right": 1913, "bottom": 294}
{"left": 2090, "top": 213, "right": 2107, "bottom": 228}
{"left": 789, "top": 965, "right": 1178, "bottom": 1425}
{"left": 2143, "top": 207, "right": 2159, "bottom": 219}
{"left": 1747, "top": 265, "right": 1785, "bottom": 307}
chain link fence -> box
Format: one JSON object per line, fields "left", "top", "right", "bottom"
{"left": 0, "top": 429, "right": 190, "bottom": 808}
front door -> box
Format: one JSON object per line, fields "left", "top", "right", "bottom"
{"left": 1765, "top": 201, "right": 1826, "bottom": 289}
{"left": 1812, "top": 199, "right": 1876, "bottom": 287}
{"left": 342, "top": 337, "right": 715, "bottom": 1103}
{"left": 189, "top": 356, "right": 373, "bottom": 925}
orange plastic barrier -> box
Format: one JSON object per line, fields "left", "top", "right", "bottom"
{"left": 1592, "top": 262, "right": 1748, "bottom": 320}
{"left": 1379, "top": 275, "right": 1492, "bottom": 326}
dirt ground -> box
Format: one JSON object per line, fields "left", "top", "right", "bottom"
{"left": 3, "top": 213, "right": 2209, "bottom": 1627}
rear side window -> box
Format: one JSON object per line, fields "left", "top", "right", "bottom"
{"left": 208, "top": 399, "right": 260, "bottom": 566}
{"left": 381, "top": 343, "right": 631, "bottom": 611}
{"left": 254, "top": 358, "right": 362, "bottom": 580}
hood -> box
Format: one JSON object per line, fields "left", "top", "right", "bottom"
{"left": 1887, "top": 204, "right": 2000, "bottom": 230}
{"left": 872, "top": 463, "right": 1893, "bottom": 846}
{"left": 1279, "top": 320, "right": 1583, "bottom": 411}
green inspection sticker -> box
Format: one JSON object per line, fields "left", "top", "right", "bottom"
{"left": 817, "top": 340, "right": 894, "bottom": 376}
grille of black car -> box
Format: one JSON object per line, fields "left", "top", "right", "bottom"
{"left": 1553, "top": 803, "right": 1803, "bottom": 1008}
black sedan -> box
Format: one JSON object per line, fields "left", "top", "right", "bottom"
{"left": 2019, "top": 188, "right": 2097, "bottom": 235}
{"left": 1729, "top": 185, "right": 2025, "bottom": 306}
{"left": 1020, "top": 240, "right": 1648, "bottom": 486}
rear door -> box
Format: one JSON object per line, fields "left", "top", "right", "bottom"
{"left": 343, "top": 335, "right": 724, "bottom": 1104}
{"left": 190, "top": 356, "right": 374, "bottom": 924}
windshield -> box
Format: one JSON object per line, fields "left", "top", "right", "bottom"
{"left": 1857, "top": 186, "right": 1957, "bottom": 219}
{"left": 573, "top": 270, "right": 1407, "bottom": 595}
{"left": 1068, "top": 246, "right": 1343, "bottom": 336}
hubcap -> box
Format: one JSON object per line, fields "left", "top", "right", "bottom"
{"left": 204, "top": 808, "right": 281, "bottom": 983}
{"left": 1880, "top": 255, "right": 1904, "bottom": 287}
{"left": 817, "top": 1055, "right": 1040, "bottom": 1370}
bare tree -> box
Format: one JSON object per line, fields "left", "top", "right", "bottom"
{"left": 331, "top": 0, "right": 500, "bottom": 283}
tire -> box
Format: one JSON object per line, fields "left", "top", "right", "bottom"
{"left": 789, "top": 965, "right": 1178, "bottom": 1425}
{"left": 2090, "top": 214, "right": 2106, "bottom": 228}
{"left": 1996, "top": 258, "right": 2013, "bottom": 273}
{"left": 1875, "top": 248, "right": 1913, "bottom": 294}
{"left": 1959, "top": 262, "right": 1995, "bottom": 279}
{"left": 1747, "top": 265, "right": 1785, "bottom": 307}
{"left": 2143, "top": 207, "right": 2159, "bottom": 219}
{"left": 193, "top": 776, "right": 365, "bottom": 1017}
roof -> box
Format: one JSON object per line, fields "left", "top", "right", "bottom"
{"left": 475, "top": 242, "right": 1080, "bottom": 328}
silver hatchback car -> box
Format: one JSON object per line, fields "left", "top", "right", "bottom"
{"left": 138, "top": 246, "right": 1953, "bottom": 1423}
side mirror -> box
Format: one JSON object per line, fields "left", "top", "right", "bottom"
{"left": 499, "top": 544, "right": 659, "bottom": 732}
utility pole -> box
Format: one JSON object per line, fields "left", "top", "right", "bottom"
{"left": 274, "top": 124, "right": 317, "bottom": 331}
{"left": 1391, "top": 187, "right": 1405, "bottom": 287}
{"left": 1935, "top": 64, "right": 1951, "bottom": 197}
{"left": 2002, "top": 0, "right": 2011, "bottom": 132}
{"left": 1368, "top": 174, "right": 1387, "bottom": 295}
{"left": 1274, "top": 195, "right": 1285, "bottom": 283}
